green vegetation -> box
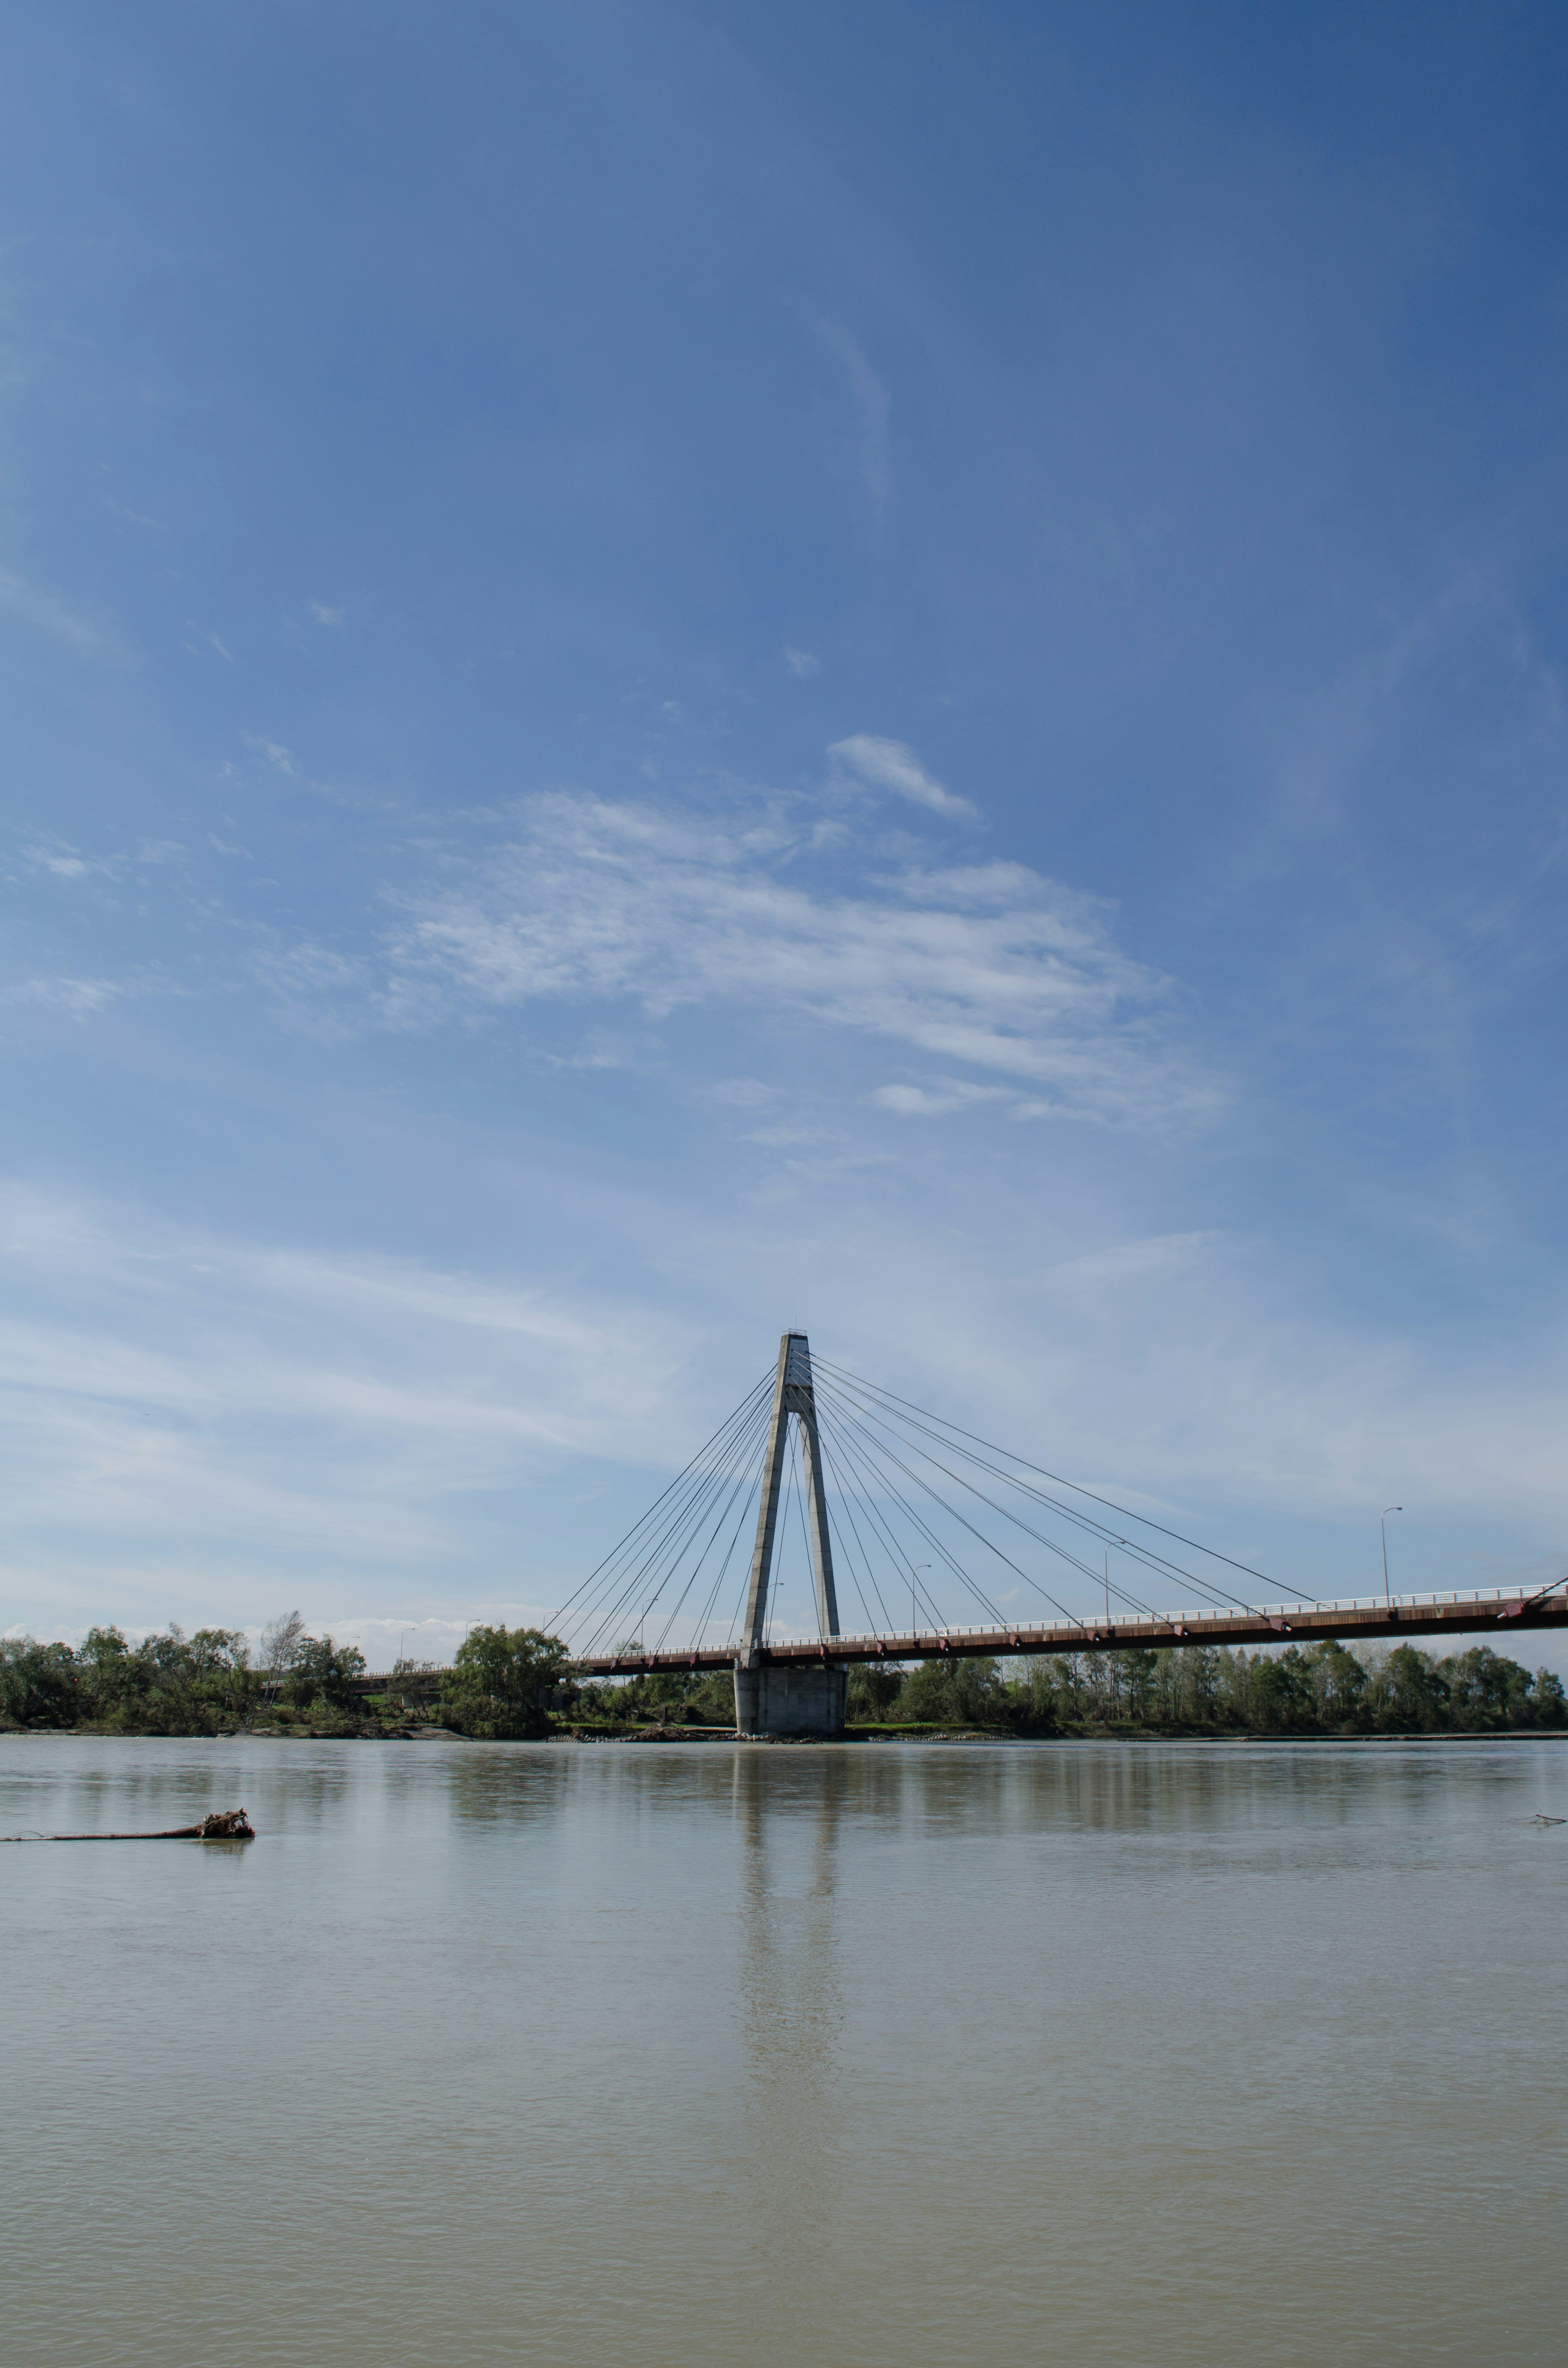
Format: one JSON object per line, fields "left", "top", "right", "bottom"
{"left": 572, "top": 1666, "right": 737, "bottom": 1730}
{"left": 839, "top": 1640, "right": 1567, "bottom": 1735}
{"left": 577, "top": 1640, "right": 1568, "bottom": 1737}
{"left": 2, "top": 1619, "right": 1562, "bottom": 1740}
{"left": 437, "top": 1624, "right": 571, "bottom": 1739}
{"left": 0, "top": 1617, "right": 370, "bottom": 1735}
{"left": 0, "top": 1615, "right": 566, "bottom": 1739}
{"left": 1, "top": 1624, "right": 258, "bottom": 1733}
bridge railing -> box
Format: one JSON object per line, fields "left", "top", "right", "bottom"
{"left": 775, "top": 1585, "right": 1550, "bottom": 1651}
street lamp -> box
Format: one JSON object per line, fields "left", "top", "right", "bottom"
{"left": 1381, "top": 1507, "right": 1403, "bottom": 1610}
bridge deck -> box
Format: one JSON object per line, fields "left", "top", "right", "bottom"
{"left": 574, "top": 1585, "right": 1568, "bottom": 1676}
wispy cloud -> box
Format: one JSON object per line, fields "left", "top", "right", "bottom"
{"left": 820, "top": 321, "right": 893, "bottom": 506}
{"left": 784, "top": 646, "right": 821, "bottom": 678}
{"left": 0, "top": 568, "right": 111, "bottom": 658}
{"left": 0, "top": 1181, "right": 707, "bottom": 1623}
{"left": 245, "top": 734, "right": 298, "bottom": 776}
{"left": 871, "top": 1079, "right": 1011, "bottom": 1116}
{"left": 3, "top": 1174, "right": 1561, "bottom": 1641}
{"left": 829, "top": 733, "right": 976, "bottom": 818}
{"left": 105, "top": 499, "right": 166, "bottom": 530}
{"left": 24, "top": 843, "right": 91, "bottom": 880}
{"left": 4, "top": 976, "right": 123, "bottom": 1016}
{"left": 386, "top": 792, "right": 1216, "bottom": 1128}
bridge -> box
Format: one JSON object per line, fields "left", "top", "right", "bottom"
{"left": 554, "top": 1332, "right": 1567, "bottom": 1737}
{"left": 577, "top": 1589, "right": 1568, "bottom": 1675}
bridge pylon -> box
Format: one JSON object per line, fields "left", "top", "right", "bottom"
{"left": 734, "top": 1331, "right": 847, "bottom": 1738}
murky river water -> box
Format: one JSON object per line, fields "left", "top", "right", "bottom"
{"left": 3, "top": 1734, "right": 1565, "bottom": 2368}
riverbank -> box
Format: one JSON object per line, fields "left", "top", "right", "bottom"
{"left": 9, "top": 1718, "right": 1568, "bottom": 1745}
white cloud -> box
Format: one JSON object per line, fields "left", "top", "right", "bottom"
{"left": 388, "top": 792, "right": 1214, "bottom": 1129}
{"left": 25, "top": 845, "right": 90, "bottom": 879}
{"left": 829, "top": 733, "right": 976, "bottom": 818}
{"left": 1036, "top": 1231, "right": 1222, "bottom": 1292}
{"left": 310, "top": 602, "right": 345, "bottom": 626}
{"left": 820, "top": 321, "right": 893, "bottom": 506}
{"left": 245, "top": 734, "right": 298, "bottom": 776}
{"left": 788, "top": 1201, "right": 1568, "bottom": 1588}
{"left": 5, "top": 977, "right": 123, "bottom": 1016}
{"left": 0, "top": 1180, "right": 708, "bottom": 1625}
{"left": 871, "top": 1080, "right": 1011, "bottom": 1116}
{"left": 784, "top": 647, "right": 822, "bottom": 678}
{"left": 0, "top": 569, "right": 110, "bottom": 658}
{"left": 2, "top": 1177, "right": 1565, "bottom": 1645}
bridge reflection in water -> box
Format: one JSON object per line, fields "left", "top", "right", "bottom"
{"left": 733, "top": 1749, "right": 845, "bottom": 2263}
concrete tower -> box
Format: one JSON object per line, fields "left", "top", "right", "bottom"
{"left": 733, "top": 1331, "right": 847, "bottom": 1737}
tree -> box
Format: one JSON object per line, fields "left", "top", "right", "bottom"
{"left": 847, "top": 1664, "right": 904, "bottom": 1719}
{"left": 1530, "top": 1667, "right": 1568, "bottom": 1725}
{"left": 1111, "top": 1648, "right": 1157, "bottom": 1724}
{"left": 189, "top": 1628, "right": 249, "bottom": 1677}
{"left": 1373, "top": 1645, "right": 1448, "bottom": 1730}
{"left": 1310, "top": 1641, "right": 1368, "bottom": 1730}
{"left": 900, "top": 1654, "right": 1005, "bottom": 1727}
{"left": 79, "top": 1625, "right": 135, "bottom": 1705}
{"left": 260, "top": 1610, "right": 307, "bottom": 1676}
{"left": 0, "top": 1636, "right": 80, "bottom": 1728}
{"left": 281, "top": 1634, "right": 367, "bottom": 1710}
{"left": 440, "top": 1625, "right": 570, "bottom": 1739}
{"left": 1445, "top": 1646, "right": 1532, "bottom": 1729}
{"left": 1018, "top": 1657, "right": 1060, "bottom": 1730}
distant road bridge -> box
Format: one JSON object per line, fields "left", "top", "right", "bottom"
{"left": 556, "top": 1331, "right": 1568, "bottom": 1737}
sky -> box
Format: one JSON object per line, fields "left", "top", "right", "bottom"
{"left": 4, "top": 0, "right": 1568, "bottom": 1665}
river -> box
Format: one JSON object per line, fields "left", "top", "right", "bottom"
{"left": 3, "top": 1733, "right": 1564, "bottom": 2367}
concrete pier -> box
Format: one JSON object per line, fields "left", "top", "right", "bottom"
{"left": 728, "top": 1331, "right": 847, "bottom": 1735}
{"left": 733, "top": 1658, "right": 847, "bottom": 1738}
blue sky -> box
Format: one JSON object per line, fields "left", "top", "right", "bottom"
{"left": 4, "top": 0, "right": 1568, "bottom": 1661}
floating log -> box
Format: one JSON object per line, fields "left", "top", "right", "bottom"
{"left": 1, "top": 1808, "right": 255, "bottom": 1843}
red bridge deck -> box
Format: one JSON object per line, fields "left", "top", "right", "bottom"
{"left": 573, "top": 1585, "right": 1568, "bottom": 1677}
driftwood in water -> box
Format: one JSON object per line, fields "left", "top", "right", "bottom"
{"left": 1, "top": 1808, "right": 256, "bottom": 1843}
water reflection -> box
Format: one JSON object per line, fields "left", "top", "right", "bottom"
{"left": 2, "top": 1734, "right": 1564, "bottom": 2368}
{"left": 732, "top": 1749, "right": 847, "bottom": 2264}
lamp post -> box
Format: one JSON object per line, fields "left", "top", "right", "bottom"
{"left": 1381, "top": 1507, "right": 1402, "bottom": 1610}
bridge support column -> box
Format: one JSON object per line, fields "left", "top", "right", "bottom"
{"left": 733, "top": 1331, "right": 845, "bottom": 1736}
{"left": 733, "top": 1658, "right": 846, "bottom": 1738}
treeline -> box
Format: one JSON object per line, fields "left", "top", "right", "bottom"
{"left": 865, "top": 1639, "right": 1568, "bottom": 1733}
{"left": 4, "top": 1620, "right": 1564, "bottom": 1739}
{"left": 587, "top": 1639, "right": 1568, "bottom": 1736}
{"left": 0, "top": 1621, "right": 369, "bottom": 1734}
{"left": 0, "top": 1617, "right": 570, "bottom": 1740}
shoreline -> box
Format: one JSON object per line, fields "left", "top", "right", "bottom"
{"left": 5, "top": 1723, "right": 1567, "bottom": 1746}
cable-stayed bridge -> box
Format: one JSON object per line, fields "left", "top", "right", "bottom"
{"left": 559, "top": 1332, "right": 1568, "bottom": 1735}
